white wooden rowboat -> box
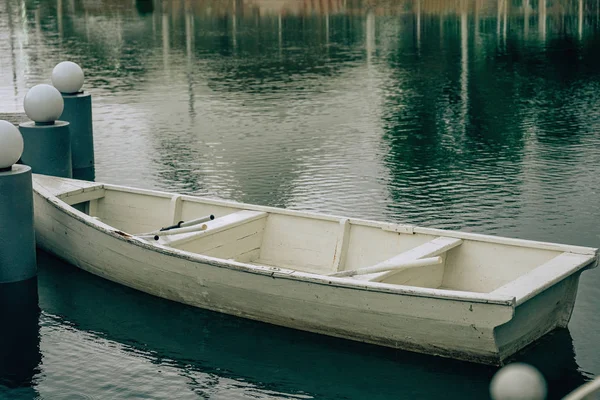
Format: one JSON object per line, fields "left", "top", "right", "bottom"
{"left": 31, "top": 174, "right": 598, "bottom": 365}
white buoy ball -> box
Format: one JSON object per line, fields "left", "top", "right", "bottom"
{"left": 24, "top": 84, "right": 64, "bottom": 123}
{"left": 0, "top": 120, "right": 24, "bottom": 169}
{"left": 490, "top": 363, "right": 547, "bottom": 400}
{"left": 51, "top": 61, "right": 84, "bottom": 94}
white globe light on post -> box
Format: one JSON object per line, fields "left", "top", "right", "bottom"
{"left": 23, "top": 84, "right": 64, "bottom": 124}
{"left": 51, "top": 61, "right": 85, "bottom": 94}
{"left": 19, "top": 84, "right": 73, "bottom": 178}
{"left": 0, "top": 120, "right": 24, "bottom": 170}
{"left": 50, "top": 61, "right": 95, "bottom": 181}
{"left": 490, "top": 363, "right": 547, "bottom": 400}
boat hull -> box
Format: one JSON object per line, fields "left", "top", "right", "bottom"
{"left": 31, "top": 183, "right": 591, "bottom": 365}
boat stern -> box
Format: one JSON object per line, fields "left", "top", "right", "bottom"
{"left": 493, "top": 267, "right": 588, "bottom": 363}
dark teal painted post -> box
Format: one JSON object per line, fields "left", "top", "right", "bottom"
{"left": 19, "top": 84, "right": 73, "bottom": 179}
{"left": 60, "top": 92, "right": 95, "bottom": 181}
{"left": 0, "top": 120, "right": 36, "bottom": 283}
{"left": 52, "top": 61, "right": 95, "bottom": 181}
{"left": 19, "top": 121, "right": 73, "bottom": 178}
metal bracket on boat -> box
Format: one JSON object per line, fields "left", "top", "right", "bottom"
{"left": 381, "top": 223, "right": 415, "bottom": 234}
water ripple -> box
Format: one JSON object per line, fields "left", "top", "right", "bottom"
{"left": 2, "top": 0, "right": 600, "bottom": 398}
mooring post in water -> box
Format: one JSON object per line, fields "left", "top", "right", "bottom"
{"left": 52, "top": 61, "right": 95, "bottom": 181}
{"left": 0, "top": 122, "right": 40, "bottom": 383}
{"left": 19, "top": 84, "right": 73, "bottom": 178}
{"left": 0, "top": 120, "right": 37, "bottom": 283}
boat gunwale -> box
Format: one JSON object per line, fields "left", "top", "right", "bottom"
{"left": 33, "top": 176, "right": 598, "bottom": 307}
{"left": 101, "top": 183, "right": 598, "bottom": 256}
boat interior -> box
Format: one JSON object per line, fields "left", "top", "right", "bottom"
{"left": 54, "top": 182, "right": 594, "bottom": 295}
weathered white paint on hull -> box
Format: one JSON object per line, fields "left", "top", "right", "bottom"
{"left": 494, "top": 274, "right": 581, "bottom": 360}
{"left": 31, "top": 175, "right": 598, "bottom": 365}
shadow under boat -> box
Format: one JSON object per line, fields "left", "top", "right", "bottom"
{"left": 36, "top": 250, "right": 589, "bottom": 399}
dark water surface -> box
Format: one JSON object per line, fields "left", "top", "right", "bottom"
{"left": 1, "top": 0, "right": 600, "bottom": 398}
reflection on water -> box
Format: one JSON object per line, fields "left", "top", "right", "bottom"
{"left": 1, "top": 0, "right": 600, "bottom": 398}
{"left": 0, "top": 278, "right": 41, "bottom": 399}
{"left": 135, "top": 0, "right": 155, "bottom": 16}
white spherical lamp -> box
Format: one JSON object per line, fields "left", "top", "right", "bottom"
{"left": 51, "top": 61, "right": 84, "bottom": 94}
{"left": 0, "top": 120, "right": 24, "bottom": 170}
{"left": 490, "top": 363, "right": 547, "bottom": 400}
{"left": 24, "top": 84, "right": 64, "bottom": 124}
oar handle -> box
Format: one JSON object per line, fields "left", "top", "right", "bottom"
{"left": 180, "top": 214, "right": 215, "bottom": 228}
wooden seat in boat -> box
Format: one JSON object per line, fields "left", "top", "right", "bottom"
{"left": 157, "top": 210, "right": 267, "bottom": 246}
{"left": 352, "top": 236, "right": 463, "bottom": 282}
{"left": 490, "top": 252, "right": 595, "bottom": 305}
{"left": 157, "top": 210, "right": 268, "bottom": 262}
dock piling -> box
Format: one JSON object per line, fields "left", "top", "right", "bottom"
{"left": 52, "top": 61, "right": 95, "bottom": 181}
{"left": 19, "top": 84, "right": 73, "bottom": 178}
{"left": 0, "top": 120, "right": 37, "bottom": 283}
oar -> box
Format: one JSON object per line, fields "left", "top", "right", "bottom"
{"left": 328, "top": 256, "right": 442, "bottom": 278}
{"left": 136, "top": 214, "right": 215, "bottom": 240}
{"left": 152, "top": 223, "right": 209, "bottom": 240}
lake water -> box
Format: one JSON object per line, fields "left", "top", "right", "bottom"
{"left": 1, "top": 0, "right": 600, "bottom": 398}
